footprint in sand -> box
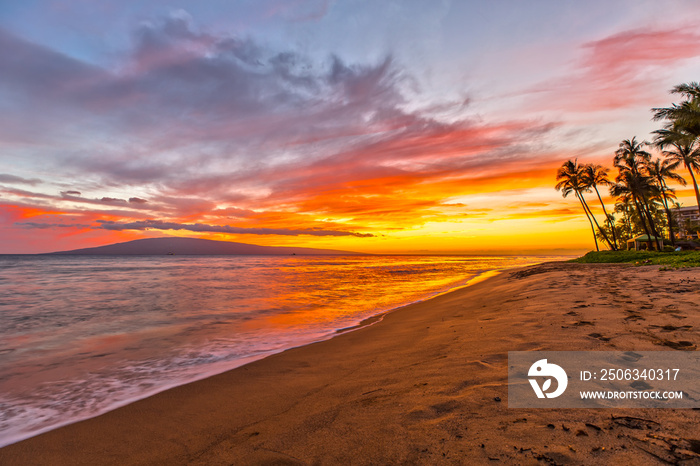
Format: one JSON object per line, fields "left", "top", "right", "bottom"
{"left": 671, "top": 288, "right": 694, "bottom": 294}
{"left": 656, "top": 339, "right": 696, "bottom": 351}
{"left": 406, "top": 400, "right": 461, "bottom": 421}
{"left": 659, "top": 305, "right": 691, "bottom": 317}
{"left": 649, "top": 325, "right": 693, "bottom": 332}
{"left": 657, "top": 309, "right": 688, "bottom": 320}
{"left": 588, "top": 333, "right": 611, "bottom": 342}
{"left": 630, "top": 380, "right": 652, "bottom": 390}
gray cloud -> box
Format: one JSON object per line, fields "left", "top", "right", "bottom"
{"left": 0, "top": 28, "right": 108, "bottom": 144}
{"left": 1, "top": 186, "right": 54, "bottom": 199}
{"left": 0, "top": 174, "right": 42, "bottom": 185}
{"left": 0, "top": 15, "right": 415, "bottom": 187}
{"left": 100, "top": 197, "right": 127, "bottom": 204}
{"left": 0, "top": 29, "right": 103, "bottom": 95}
{"left": 16, "top": 222, "right": 91, "bottom": 229}
{"left": 2, "top": 189, "right": 156, "bottom": 214}
{"left": 95, "top": 219, "right": 375, "bottom": 237}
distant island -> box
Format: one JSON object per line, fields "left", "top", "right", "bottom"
{"left": 46, "top": 237, "right": 366, "bottom": 256}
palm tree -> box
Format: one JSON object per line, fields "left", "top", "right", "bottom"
{"left": 610, "top": 172, "right": 657, "bottom": 250}
{"left": 555, "top": 159, "right": 600, "bottom": 251}
{"left": 613, "top": 138, "right": 662, "bottom": 250}
{"left": 644, "top": 157, "right": 685, "bottom": 245}
{"left": 653, "top": 129, "right": 700, "bottom": 209}
{"left": 614, "top": 137, "right": 651, "bottom": 174}
{"left": 652, "top": 82, "right": 700, "bottom": 137}
{"left": 614, "top": 195, "right": 635, "bottom": 243}
{"left": 672, "top": 82, "right": 700, "bottom": 100}
{"left": 583, "top": 164, "right": 618, "bottom": 250}
{"left": 653, "top": 82, "right": 700, "bottom": 210}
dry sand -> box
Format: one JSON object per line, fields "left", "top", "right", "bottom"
{"left": 1, "top": 262, "right": 699, "bottom": 465}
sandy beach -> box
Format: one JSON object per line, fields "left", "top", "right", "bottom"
{"left": 1, "top": 261, "right": 699, "bottom": 465}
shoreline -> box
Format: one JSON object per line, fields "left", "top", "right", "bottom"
{"left": 2, "top": 261, "right": 698, "bottom": 464}
{"left": 335, "top": 269, "right": 506, "bottom": 335}
{"left": 0, "top": 265, "right": 520, "bottom": 449}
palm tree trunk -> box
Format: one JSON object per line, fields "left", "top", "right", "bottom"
{"left": 659, "top": 183, "right": 676, "bottom": 246}
{"left": 632, "top": 195, "right": 654, "bottom": 250}
{"left": 687, "top": 166, "right": 700, "bottom": 209}
{"left": 577, "top": 192, "right": 599, "bottom": 251}
{"left": 593, "top": 185, "right": 618, "bottom": 250}
{"left": 643, "top": 204, "right": 663, "bottom": 250}
{"left": 623, "top": 205, "right": 633, "bottom": 240}
{"left": 642, "top": 202, "right": 661, "bottom": 251}
{"left": 581, "top": 194, "right": 615, "bottom": 250}
{"left": 639, "top": 193, "right": 663, "bottom": 251}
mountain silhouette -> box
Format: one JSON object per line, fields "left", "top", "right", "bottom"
{"left": 47, "top": 237, "right": 365, "bottom": 255}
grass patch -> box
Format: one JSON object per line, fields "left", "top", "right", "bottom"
{"left": 571, "top": 250, "right": 700, "bottom": 267}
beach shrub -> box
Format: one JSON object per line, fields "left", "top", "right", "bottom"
{"left": 571, "top": 250, "right": 700, "bottom": 267}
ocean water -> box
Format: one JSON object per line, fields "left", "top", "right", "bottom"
{"left": 0, "top": 254, "right": 562, "bottom": 447}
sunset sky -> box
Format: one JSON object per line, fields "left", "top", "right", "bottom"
{"left": 2, "top": 0, "right": 700, "bottom": 254}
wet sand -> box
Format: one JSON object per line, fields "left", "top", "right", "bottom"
{"left": 1, "top": 262, "right": 699, "bottom": 465}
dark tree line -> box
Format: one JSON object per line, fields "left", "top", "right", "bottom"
{"left": 556, "top": 82, "right": 700, "bottom": 251}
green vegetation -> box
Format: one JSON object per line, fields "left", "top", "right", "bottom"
{"left": 555, "top": 82, "right": 700, "bottom": 251}
{"left": 571, "top": 250, "right": 700, "bottom": 267}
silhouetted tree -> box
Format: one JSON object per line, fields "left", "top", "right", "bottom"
{"left": 583, "top": 164, "right": 618, "bottom": 250}
{"left": 653, "top": 82, "right": 700, "bottom": 210}
{"left": 644, "top": 157, "right": 685, "bottom": 245}
{"left": 613, "top": 138, "right": 662, "bottom": 250}
{"left": 555, "top": 160, "right": 600, "bottom": 250}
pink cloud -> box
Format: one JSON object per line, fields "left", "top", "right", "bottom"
{"left": 584, "top": 28, "right": 700, "bottom": 71}
{"left": 526, "top": 25, "right": 700, "bottom": 112}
